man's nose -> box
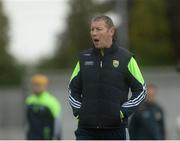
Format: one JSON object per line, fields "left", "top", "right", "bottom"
{"left": 91, "top": 29, "right": 97, "bottom": 36}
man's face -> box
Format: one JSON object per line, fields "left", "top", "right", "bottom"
{"left": 147, "top": 86, "right": 156, "bottom": 103}
{"left": 90, "top": 20, "right": 115, "bottom": 49}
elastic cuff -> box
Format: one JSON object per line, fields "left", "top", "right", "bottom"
{"left": 120, "top": 110, "right": 124, "bottom": 119}
{"left": 75, "top": 115, "right": 79, "bottom": 119}
{"left": 120, "top": 108, "right": 128, "bottom": 118}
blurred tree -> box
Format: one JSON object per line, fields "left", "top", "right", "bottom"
{"left": 167, "top": 0, "right": 180, "bottom": 71}
{"left": 129, "top": 0, "right": 174, "bottom": 66}
{"left": 39, "top": 0, "right": 115, "bottom": 69}
{"left": 0, "top": 1, "right": 22, "bottom": 86}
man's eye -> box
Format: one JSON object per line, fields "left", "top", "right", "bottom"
{"left": 97, "top": 28, "right": 102, "bottom": 31}
{"left": 91, "top": 28, "right": 102, "bottom": 32}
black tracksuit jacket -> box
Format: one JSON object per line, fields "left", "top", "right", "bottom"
{"left": 69, "top": 43, "right": 147, "bottom": 129}
{"left": 129, "top": 102, "right": 165, "bottom": 139}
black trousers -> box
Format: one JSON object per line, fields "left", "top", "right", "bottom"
{"left": 75, "top": 127, "right": 129, "bottom": 140}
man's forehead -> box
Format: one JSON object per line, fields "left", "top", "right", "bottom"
{"left": 91, "top": 20, "right": 107, "bottom": 27}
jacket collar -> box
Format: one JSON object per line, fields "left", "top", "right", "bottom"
{"left": 93, "top": 42, "right": 118, "bottom": 56}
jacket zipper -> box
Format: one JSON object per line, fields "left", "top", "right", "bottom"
{"left": 100, "top": 61, "right": 103, "bottom": 68}
{"left": 100, "top": 49, "right": 104, "bottom": 68}
{"left": 97, "top": 49, "right": 104, "bottom": 128}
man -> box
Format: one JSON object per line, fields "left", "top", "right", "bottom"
{"left": 69, "top": 15, "right": 147, "bottom": 140}
{"left": 26, "top": 74, "right": 62, "bottom": 140}
{"left": 129, "top": 84, "right": 165, "bottom": 140}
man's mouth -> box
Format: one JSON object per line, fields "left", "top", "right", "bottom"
{"left": 93, "top": 39, "right": 100, "bottom": 43}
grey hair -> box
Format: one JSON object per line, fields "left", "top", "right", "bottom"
{"left": 91, "top": 15, "right": 114, "bottom": 28}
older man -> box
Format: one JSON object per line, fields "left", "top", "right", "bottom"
{"left": 69, "top": 15, "right": 146, "bottom": 140}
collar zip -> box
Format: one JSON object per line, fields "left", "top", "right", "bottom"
{"left": 100, "top": 49, "right": 104, "bottom": 57}
{"left": 93, "top": 42, "right": 118, "bottom": 56}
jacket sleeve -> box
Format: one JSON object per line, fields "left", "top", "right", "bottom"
{"left": 53, "top": 100, "right": 62, "bottom": 140}
{"left": 120, "top": 57, "right": 147, "bottom": 118}
{"left": 53, "top": 115, "right": 62, "bottom": 140}
{"left": 68, "top": 61, "right": 82, "bottom": 118}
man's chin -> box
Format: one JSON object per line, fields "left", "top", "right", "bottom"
{"left": 94, "top": 45, "right": 103, "bottom": 49}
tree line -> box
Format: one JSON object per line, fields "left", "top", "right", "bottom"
{"left": 0, "top": 0, "right": 180, "bottom": 85}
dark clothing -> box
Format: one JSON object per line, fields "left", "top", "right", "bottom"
{"left": 75, "top": 127, "right": 127, "bottom": 140}
{"left": 129, "top": 102, "right": 165, "bottom": 140}
{"left": 26, "top": 105, "right": 54, "bottom": 140}
{"left": 26, "top": 91, "right": 61, "bottom": 140}
{"left": 69, "top": 43, "right": 146, "bottom": 129}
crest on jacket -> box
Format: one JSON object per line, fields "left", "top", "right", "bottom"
{"left": 113, "top": 60, "right": 119, "bottom": 68}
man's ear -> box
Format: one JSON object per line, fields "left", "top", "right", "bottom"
{"left": 110, "top": 27, "right": 115, "bottom": 36}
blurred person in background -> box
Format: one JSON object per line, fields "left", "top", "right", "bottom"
{"left": 68, "top": 15, "right": 146, "bottom": 140}
{"left": 129, "top": 84, "right": 165, "bottom": 140}
{"left": 25, "top": 74, "right": 62, "bottom": 140}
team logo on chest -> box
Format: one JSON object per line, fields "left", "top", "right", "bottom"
{"left": 113, "top": 60, "right": 119, "bottom": 68}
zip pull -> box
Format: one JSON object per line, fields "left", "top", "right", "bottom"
{"left": 100, "top": 49, "right": 104, "bottom": 68}
{"left": 100, "top": 61, "right": 103, "bottom": 68}
{"left": 100, "top": 49, "right": 104, "bottom": 57}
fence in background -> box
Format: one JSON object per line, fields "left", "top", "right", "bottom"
{"left": 0, "top": 67, "right": 180, "bottom": 139}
